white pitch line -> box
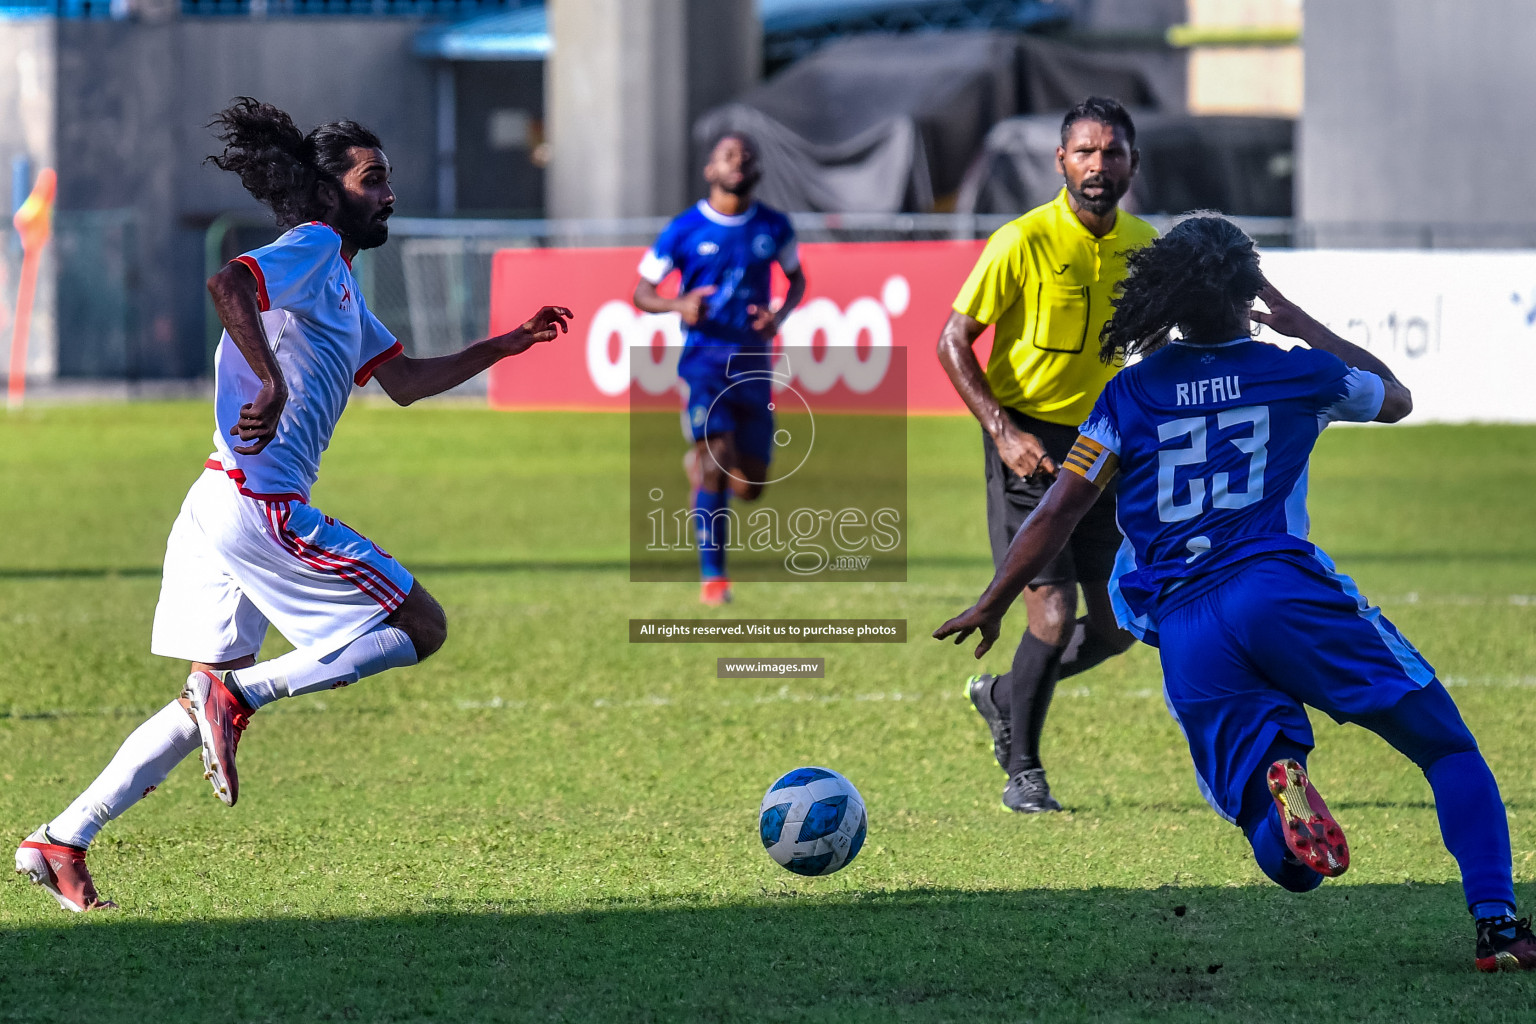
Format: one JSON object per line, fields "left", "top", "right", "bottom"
{"left": 1383, "top": 593, "right": 1536, "bottom": 607}
{"left": 1442, "top": 676, "right": 1536, "bottom": 688}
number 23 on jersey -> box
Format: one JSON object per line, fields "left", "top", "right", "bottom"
{"left": 1156, "top": 405, "right": 1270, "bottom": 523}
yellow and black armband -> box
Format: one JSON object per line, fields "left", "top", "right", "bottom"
{"left": 1062, "top": 435, "right": 1119, "bottom": 489}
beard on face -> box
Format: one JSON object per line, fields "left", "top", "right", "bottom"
{"left": 714, "top": 165, "right": 761, "bottom": 197}
{"left": 1067, "top": 173, "right": 1128, "bottom": 217}
{"left": 334, "top": 192, "right": 390, "bottom": 250}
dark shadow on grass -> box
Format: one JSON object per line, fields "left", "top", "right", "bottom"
{"left": 0, "top": 565, "right": 165, "bottom": 580}
{"left": 2, "top": 883, "right": 1531, "bottom": 1023}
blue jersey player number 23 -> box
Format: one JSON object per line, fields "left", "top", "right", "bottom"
{"left": 935, "top": 217, "right": 1535, "bottom": 972}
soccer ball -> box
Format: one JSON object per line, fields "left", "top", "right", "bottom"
{"left": 758, "top": 766, "right": 867, "bottom": 876}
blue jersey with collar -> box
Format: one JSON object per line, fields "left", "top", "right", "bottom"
{"left": 1076, "top": 338, "right": 1385, "bottom": 640}
{"left": 639, "top": 200, "right": 798, "bottom": 347}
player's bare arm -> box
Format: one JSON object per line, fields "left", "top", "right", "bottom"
{"left": 1254, "top": 279, "right": 1413, "bottom": 423}
{"left": 371, "top": 305, "right": 574, "bottom": 407}
{"left": 633, "top": 278, "right": 716, "bottom": 325}
{"left": 207, "top": 259, "right": 287, "bottom": 455}
{"left": 747, "top": 266, "right": 806, "bottom": 339}
{"left": 936, "top": 310, "right": 1057, "bottom": 479}
{"left": 934, "top": 467, "right": 1103, "bottom": 657}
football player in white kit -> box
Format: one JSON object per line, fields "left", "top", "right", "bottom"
{"left": 15, "top": 98, "right": 572, "bottom": 912}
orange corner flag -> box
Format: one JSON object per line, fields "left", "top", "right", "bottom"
{"left": 8, "top": 167, "right": 58, "bottom": 409}
{"left": 14, "top": 167, "right": 56, "bottom": 253}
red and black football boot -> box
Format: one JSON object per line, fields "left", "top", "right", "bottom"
{"left": 1475, "top": 916, "right": 1536, "bottom": 972}
{"left": 1266, "top": 758, "right": 1349, "bottom": 877}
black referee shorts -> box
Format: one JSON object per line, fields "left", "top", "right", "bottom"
{"left": 981, "top": 407, "right": 1122, "bottom": 586}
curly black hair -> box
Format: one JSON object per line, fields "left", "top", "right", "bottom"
{"left": 1099, "top": 215, "right": 1263, "bottom": 363}
{"left": 207, "top": 98, "right": 382, "bottom": 228}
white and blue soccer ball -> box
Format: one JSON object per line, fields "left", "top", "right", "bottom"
{"left": 758, "top": 766, "right": 867, "bottom": 876}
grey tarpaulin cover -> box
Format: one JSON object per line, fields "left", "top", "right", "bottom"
{"left": 692, "top": 32, "right": 1158, "bottom": 213}
{"left": 957, "top": 112, "right": 1295, "bottom": 217}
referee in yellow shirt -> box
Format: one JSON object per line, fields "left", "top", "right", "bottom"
{"left": 937, "top": 97, "right": 1156, "bottom": 813}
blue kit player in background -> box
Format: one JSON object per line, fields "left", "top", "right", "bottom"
{"left": 935, "top": 216, "right": 1535, "bottom": 973}
{"left": 633, "top": 133, "right": 806, "bottom": 605}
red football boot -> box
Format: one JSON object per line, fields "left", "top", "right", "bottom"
{"left": 15, "top": 827, "right": 116, "bottom": 913}
{"left": 182, "top": 670, "right": 252, "bottom": 807}
{"left": 700, "top": 578, "right": 733, "bottom": 607}
{"left": 1266, "top": 758, "right": 1350, "bottom": 877}
{"left": 1475, "top": 916, "right": 1536, "bottom": 973}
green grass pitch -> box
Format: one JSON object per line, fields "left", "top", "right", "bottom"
{"left": 1, "top": 402, "right": 1533, "bottom": 1022}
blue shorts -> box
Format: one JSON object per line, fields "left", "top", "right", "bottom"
{"left": 678, "top": 346, "right": 775, "bottom": 467}
{"left": 1156, "top": 551, "right": 1436, "bottom": 823}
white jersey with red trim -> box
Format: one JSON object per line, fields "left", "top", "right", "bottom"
{"left": 209, "top": 221, "right": 403, "bottom": 502}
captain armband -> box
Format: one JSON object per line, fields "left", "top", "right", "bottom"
{"left": 1062, "top": 436, "right": 1120, "bottom": 489}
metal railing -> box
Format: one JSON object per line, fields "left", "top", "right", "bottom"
{"left": 0, "top": 209, "right": 138, "bottom": 381}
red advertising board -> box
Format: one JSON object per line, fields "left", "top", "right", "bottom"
{"left": 487, "top": 240, "right": 987, "bottom": 413}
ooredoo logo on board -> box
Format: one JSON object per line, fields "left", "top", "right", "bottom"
{"left": 487, "top": 240, "right": 984, "bottom": 413}
{"left": 586, "top": 273, "right": 910, "bottom": 398}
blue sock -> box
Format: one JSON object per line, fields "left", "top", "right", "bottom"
{"left": 1237, "top": 736, "right": 1325, "bottom": 893}
{"left": 1471, "top": 902, "right": 1518, "bottom": 922}
{"left": 1424, "top": 750, "right": 1517, "bottom": 915}
{"left": 1248, "top": 805, "right": 1326, "bottom": 893}
{"left": 1351, "top": 682, "right": 1518, "bottom": 917}
{"left": 693, "top": 489, "right": 729, "bottom": 580}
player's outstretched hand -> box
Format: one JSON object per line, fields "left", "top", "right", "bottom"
{"left": 747, "top": 303, "right": 781, "bottom": 340}
{"left": 230, "top": 380, "right": 287, "bottom": 455}
{"left": 1252, "top": 278, "right": 1317, "bottom": 340}
{"left": 502, "top": 306, "right": 574, "bottom": 355}
{"left": 933, "top": 604, "right": 1003, "bottom": 659}
{"left": 677, "top": 286, "right": 717, "bottom": 326}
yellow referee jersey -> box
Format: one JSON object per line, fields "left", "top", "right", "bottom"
{"left": 953, "top": 188, "right": 1158, "bottom": 426}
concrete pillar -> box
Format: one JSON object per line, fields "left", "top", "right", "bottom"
{"left": 547, "top": 0, "right": 758, "bottom": 219}
{"left": 685, "top": 0, "right": 761, "bottom": 178}
{"left": 686, "top": 0, "right": 761, "bottom": 132}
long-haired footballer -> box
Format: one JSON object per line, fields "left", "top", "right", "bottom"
{"left": 937, "top": 216, "right": 1535, "bottom": 972}
{"left": 16, "top": 99, "right": 572, "bottom": 911}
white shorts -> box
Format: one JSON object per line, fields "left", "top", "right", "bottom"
{"left": 150, "top": 467, "right": 415, "bottom": 663}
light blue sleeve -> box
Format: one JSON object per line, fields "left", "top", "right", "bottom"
{"left": 1078, "top": 384, "right": 1123, "bottom": 454}
{"left": 1304, "top": 348, "right": 1384, "bottom": 424}
{"left": 1320, "top": 367, "right": 1386, "bottom": 424}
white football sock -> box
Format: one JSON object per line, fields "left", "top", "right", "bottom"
{"left": 47, "top": 700, "right": 199, "bottom": 849}
{"left": 229, "top": 625, "right": 418, "bottom": 710}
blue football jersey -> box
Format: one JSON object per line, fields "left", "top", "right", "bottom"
{"left": 638, "top": 200, "right": 799, "bottom": 347}
{"left": 1077, "top": 338, "right": 1385, "bottom": 639}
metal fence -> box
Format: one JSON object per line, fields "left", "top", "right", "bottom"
{"left": 14, "top": 209, "right": 1536, "bottom": 388}
{"left": 0, "top": 209, "right": 139, "bottom": 382}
